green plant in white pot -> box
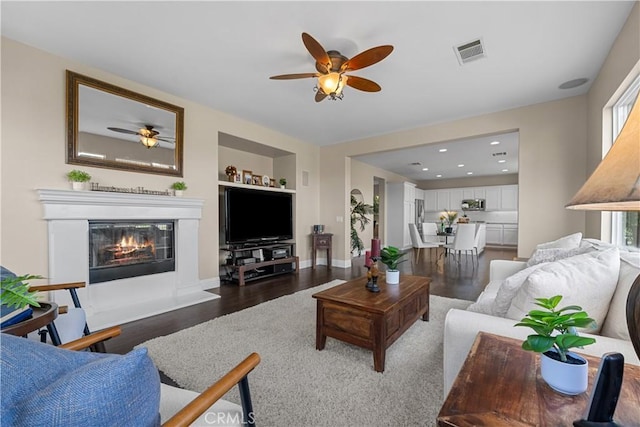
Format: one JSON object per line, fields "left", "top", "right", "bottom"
{"left": 170, "top": 181, "right": 187, "bottom": 196}
{"left": 66, "top": 169, "right": 91, "bottom": 191}
{"left": 379, "top": 246, "right": 407, "bottom": 285}
{"left": 515, "top": 295, "right": 596, "bottom": 395}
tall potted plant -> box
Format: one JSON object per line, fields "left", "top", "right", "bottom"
{"left": 379, "top": 246, "right": 407, "bottom": 285}
{"left": 350, "top": 195, "right": 373, "bottom": 256}
{"left": 515, "top": 295, "right": 596, "bottom": 395}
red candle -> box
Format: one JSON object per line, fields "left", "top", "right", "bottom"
{"left": 371, "top": 239, "right": 381, "bottom": 258}
{"left": 365, "top": 250, "right": 372, "bottom": 267}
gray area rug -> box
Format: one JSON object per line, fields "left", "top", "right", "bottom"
{"left": 139, "top": 280, "right": 470, "bottom": 426}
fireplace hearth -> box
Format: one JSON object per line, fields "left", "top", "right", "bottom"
{"left": 89, "top": 220, "right": 175, "bottom": 283}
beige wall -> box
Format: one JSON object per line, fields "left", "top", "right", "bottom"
{"left": 1, "top": 38, "right": 319, "bottom": 282}
{"left": 585, "top": 2, "right": 640, "bottom": 239}
{"left": 321, "top": 96, "right": 588, "bottom": 259}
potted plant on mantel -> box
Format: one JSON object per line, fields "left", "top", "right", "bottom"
{"left": 515, "top": 295, "right": 596, "bottom": 395}
{"left": 279, "top": 178, "right": 287, "bottom": 189}
{"left": 379, "top": 246, "right": 407, "bottom": 285}
{"left": 170, "top": 181, "right": 187, "bottom": 197}
{"left": 66, "top": 169, "right": 91, "bottom": 191}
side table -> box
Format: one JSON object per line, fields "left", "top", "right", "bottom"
{"left": 311, "top": 233, "right": 332, "bottom": 269}
{"left": 1, "top": 302, "right": 62, "bottom": 345}
{"left": 437, "top": 332, "right": 640, "bottom": 426}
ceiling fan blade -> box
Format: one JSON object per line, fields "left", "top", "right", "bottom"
{"left": 156, "top": 137, "right": 175, "bottom": 143}
{"left": 315, "top": 90, "right": 328, "bottom": 103}
{"left": 341, "top": 45, "right": 394, "bottom": 72}
{"left": 302, "top": 32, "right": 331, "bottom": 73}
{"left": 270, "top": 73, "right": 319, "bottom": 80}
{"left": 345, "top": 75, "right": 382, "bottom": 92}
{"left": 107, "top": 127, "right": 139, "bottom": 135}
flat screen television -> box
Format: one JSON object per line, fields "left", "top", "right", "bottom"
{"left": 224, "top": 187, "right": 293, "bottom": 244}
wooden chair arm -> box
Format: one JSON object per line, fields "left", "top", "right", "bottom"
{"left": 163, "top": 352, "right": 261, "bottom": 427}
{"left": 59, "top": 326, "right": 121, "bottom": 351}
{"left": 29, "top": 281, "right": 86, "bottom": 292}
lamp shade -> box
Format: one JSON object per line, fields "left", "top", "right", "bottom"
{"left": 566, "top": 96, "right": 640, "bottom": 211}
{"left": 140, "top": 136, "right": 159, "bottom": 149}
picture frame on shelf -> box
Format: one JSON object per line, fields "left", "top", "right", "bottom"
{"left": 243, "top": 170, "right": 253, "bottom": 185}
{"left": 252, "top": 175, "right": 262, "bottom": 186}
{"left": 269, "top": 178, "right": 276, "bottom": 187}
{"left": 262, "top": 175, "right": 270, "bottom": 187}
{"left": 234, "top": 173, "right": 241, "bottom": 183}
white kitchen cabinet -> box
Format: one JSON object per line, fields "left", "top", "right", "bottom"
{"left": 502, "top": 224, "right": 518, "bottom": 245}
{"left": 404, "top": 183, "right": 416, "bottom": 202}
{"left": 387, "top": 182, "right": 417, "bottom": 249}
{"left": 485, "top": 187, "right": 500, "bottom": 211}
{"left": 449, "top": 189, "right": 463, "bottom": 212}
{"left": 486, "top": 224, "right": 503, "bottom": 245}
{"left": 500, "top": 185, "right": 518, "bottom": 211}
{"left": 414, "top": 188, "right": 424, "bottom": 201}
{"left": 474, "top": 188, "right": 486, "bottom": 199}
{"left": 436, "top": 190, "right": 450, "bottom": 212}
{"left": 424, "top": 190, "right": 437, "bottom": 212}
{"left": 462, "top": 188, "right": 475, "bottom": 199}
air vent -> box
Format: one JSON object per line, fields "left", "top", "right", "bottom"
{"left": 454, "top": 38, "right": 486, "bottom": 65}
{"left": 409, "top": 162, "right": 422, "bottom": 166}
{"left": 492, "top": 152, "right": 507, "bottom": 157}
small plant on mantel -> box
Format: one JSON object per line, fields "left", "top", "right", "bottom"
{"left": 170, "top": 181, "right": 187, "bottom": 191}
{"left": 66, "top": 170, "right": 91, "bottom": 182}
{"left": 279, "top": 178, "right": 287, "bottom": 188}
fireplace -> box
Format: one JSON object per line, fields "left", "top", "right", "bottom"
{"left": 89, "top": 220, "right": 175, "bottom": 283}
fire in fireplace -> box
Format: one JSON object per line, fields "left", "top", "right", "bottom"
{"left": 89, "top": 220, "right": 175, "bottom": 283}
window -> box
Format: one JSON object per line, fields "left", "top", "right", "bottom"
{"left": 611, "top": 75, "right": 640, "bottom": 248}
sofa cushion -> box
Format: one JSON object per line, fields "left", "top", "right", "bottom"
{"left": 526, "top": 245, "right": 593, "bottom": 267}
{"left": 1, "top": 333, "right": 161, "bottom": 426}
{"left": 492, "top": 263, "right": 549, "bottom": 317}
{"left": 535, "top": 232, "right": 582, "bottom": 251}
{"left": 600, "top": 251, "right": 640, "bottom": 340}
{"left": 506, "top": 247, "right": 620, "bottom": 333}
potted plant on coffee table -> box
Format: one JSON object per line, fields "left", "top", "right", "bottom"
{"left": 66, "top": 169, "right": 91, "bottom": 191}
{"left": 379, "top": 246, "right": 407, "bottom": 285}
{"left": 515, "top": 295, "right": 596, "bottom": 395}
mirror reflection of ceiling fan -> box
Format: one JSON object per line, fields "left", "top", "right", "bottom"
{"left": 270, "top": 32, "right": 394, "bottom": 102}
{"left": 107, "top": 125, "right": 175, "bottom": 149}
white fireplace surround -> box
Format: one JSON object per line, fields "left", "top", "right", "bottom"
{"left": 38, "top": 189, "right": 219, "bottom": 331}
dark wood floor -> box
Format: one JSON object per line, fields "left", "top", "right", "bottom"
{"left": 106, "top": 247, "right": 516, "bottom": 355}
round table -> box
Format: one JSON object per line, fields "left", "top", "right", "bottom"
{"left": 1, "top": 302, "right": 61, "bottom": 345}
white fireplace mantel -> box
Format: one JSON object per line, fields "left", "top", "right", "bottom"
{"left": 37, "top": 189, "right": 218, "bottom": 331}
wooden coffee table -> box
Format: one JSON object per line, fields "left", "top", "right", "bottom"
{"left": 312, "top": 275, "right": 430, "bottom": 372}
{"left": 438, "top": 332, "right": 640, "bottom": 426}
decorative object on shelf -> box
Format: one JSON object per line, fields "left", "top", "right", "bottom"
{"left": 365, "top": 257, "right": 380, "bottom": 293}
{"left": 313, "top": 225, "right": 325, "bottom": 234}
{"left": 225, "top": 165, "right": 237, "bottom": 182}
{"left": 279, "top": 178, "right": 287, "bottom": 189}
{"left": 350, "top": 195, "right": 374, "bottom": 256}
{"left": 262, "top": 175, "right": 270, "bottom": 187}
{"left": 380, "top": 245, "right": 406, "bottom": 285}
{"left": 242, "top": 170, "right": 253, "bottom": 185}
{"left": 234, "top": 173, "right": 241, "bottom": 183}
{"left": 515, "top": 295, "right": 596, "bottom": 395}
{"left": 170, "top": 181, "right": 187, "bottom": 197}
{"left": 371, "top": 239, "right": 381, "bottom": 258}
{"left": 269, "top": 178, "right": 276, "bottom": 187}
{"left": 66, "top": 169, "right": 91, "bottom": 191}
{"left": 89, "top": 183, "right": 170, "bottom": 196}
{"left": 252, "top": 175, "right": 262, "bottom": 186}
{"left": 440, "top": 210, "right": 458, "bottom": 233}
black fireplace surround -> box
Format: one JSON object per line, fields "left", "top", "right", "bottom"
{"left": 89, "top": 220, "right": 175, "bottom": 284}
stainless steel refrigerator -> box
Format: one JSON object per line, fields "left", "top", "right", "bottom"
{"left": 415, "top": 198, "right": 425, "bottom": 236}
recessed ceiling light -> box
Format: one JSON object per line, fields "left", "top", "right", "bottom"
{"left": 436, "top": 174, "right": 442, "bottom": 178}
{"left": 467, "top": 172, "right": 473, "bottom": 175}
{"left": 498, "top": 159, "right": 506, "bottom": 163}
{"left": 457, "top": 164, "right": 464, "bottom": 167}
{"left": 490, "top": 141, "right": 500, "bottom": 145}
{"left": 422, "top": 167, "right": 429, "bottom": 171}
{"left": 502, "top": 169, "right": 509, "bottom": 172}
{"left": 439, "top": 148, "right": 447, "bottom": 153}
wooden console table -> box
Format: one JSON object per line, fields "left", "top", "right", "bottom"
{"left": 311, "top": 233, "right": 332, "bottom": 269}
{"left": 438, "top": 332, "right": 640, "bottom": 426}
{"left": 313, "top": 275, "right": 430, "bottom": 372}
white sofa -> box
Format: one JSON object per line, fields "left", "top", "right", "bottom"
{"left": 443, "top": 237, "right": 640, "bottom": 396}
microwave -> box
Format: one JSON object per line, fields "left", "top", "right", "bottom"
{"left": 461, "top": 199, "right": 486, "bottom": 211}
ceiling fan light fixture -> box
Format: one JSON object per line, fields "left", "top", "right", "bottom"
{"left": 140, "top": 135, "right": 159, "bottom": 149}
{"left": 317, "top": 72, "right": 347, "bottom": 99}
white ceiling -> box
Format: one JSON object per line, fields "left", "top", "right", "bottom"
{"left": 2, "top": 1, "right": 635, "bottom": 180}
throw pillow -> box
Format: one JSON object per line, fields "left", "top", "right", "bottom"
{"left": 466, "top": 297, "right": 495, "bottom": 315}
{"left": 506, "top": 247, "right": 620, "bottom": 334}
{"left": 526, "top": 245, "right": 594, "bottom": 267}
{"left": 491, "top": 263, "right": 548, "bottom": 317}
{"left": 600, "top": 251, "right": 640, "bottom": 340}
{"left": 1, "top": 334, "right": 161, "bottom": 426}
{"left": 534, "top": 232, "right": 582, "bottom": 251}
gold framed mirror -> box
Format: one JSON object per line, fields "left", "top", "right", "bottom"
{"left": 66, "top": 70, "right": 184, "bottom": 176}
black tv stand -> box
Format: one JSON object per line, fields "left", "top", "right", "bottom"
{"left": 222, "top": 240, "right": 298, "bottom": 286}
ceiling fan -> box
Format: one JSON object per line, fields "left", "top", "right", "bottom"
{"left": 107, "top": 125, "right": 174, "bottom": 149}
{"left": 269, "top": 33, "right": 394, "bottom": 102}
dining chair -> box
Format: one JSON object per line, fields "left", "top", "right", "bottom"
{"left": 473, "top": 223, "right": 486, "bottom": 259}
{"left": 444, "top": 223, "right": 477, "bottom": 264}
{"left": 408, "top": 223, "right": 439, "bottom": 263}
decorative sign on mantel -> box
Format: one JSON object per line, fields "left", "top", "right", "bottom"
{"left": 90, "top": 182, "right": 171, "bottom": 196}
